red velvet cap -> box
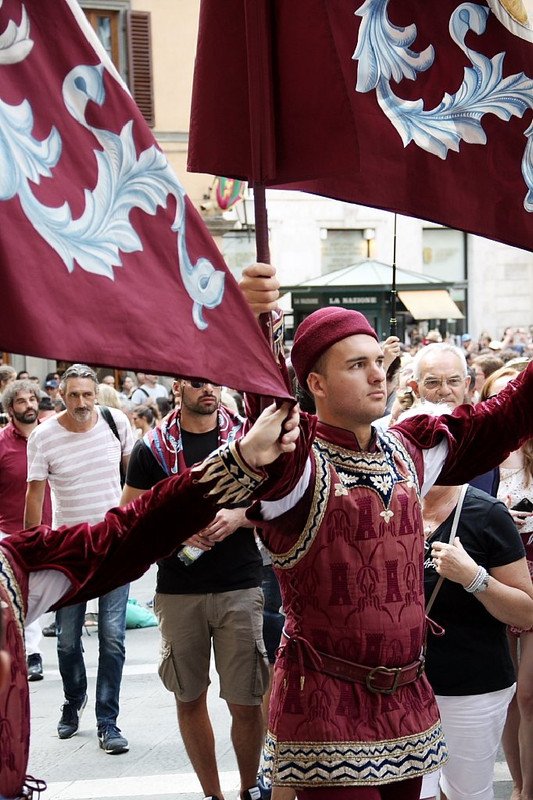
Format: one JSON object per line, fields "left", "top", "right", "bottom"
{"left": 291, "top": 307, "right": 379, "bottom": 387}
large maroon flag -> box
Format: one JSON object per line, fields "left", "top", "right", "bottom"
{"left": 0, "top": 0, "right": 291, "bottom": 398}
{"left": 189, "top": 0, "right": 533, "bottom": 252}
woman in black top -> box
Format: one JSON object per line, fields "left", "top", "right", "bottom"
{"left": 420, "top": 480, "right": 533, "bottom": 800}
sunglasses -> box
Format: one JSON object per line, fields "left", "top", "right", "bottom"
{"left": 187, "top": 380, "right": 221, "bottom": 389}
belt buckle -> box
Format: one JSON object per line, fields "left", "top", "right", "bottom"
{"left": 366, "top": 665, "right": 401, "bottom": 695}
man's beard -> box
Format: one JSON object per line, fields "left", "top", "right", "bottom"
{"left": 12, "top": 409, "right": 38, "bottom": 424}
{"left": 182, "top": 394, "right": 219, "bottom": 416}
{"left": 193, "top": 399, "right": 218, "bottom": 415}
{"left": 73, "top": 408, "right": 92, "bottom": 419}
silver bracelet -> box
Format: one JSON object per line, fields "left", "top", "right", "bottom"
{"left": 464, "top": 566, "right": 489, "bottom": 594}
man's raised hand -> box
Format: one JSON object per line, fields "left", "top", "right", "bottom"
{"left": 240, "top": 263, "right": 280, "bottom": 318}
{"left": 240, "top": 402, "right": 300, "bottom": 468}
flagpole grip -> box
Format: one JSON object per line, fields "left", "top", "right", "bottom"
{"left": 253, "top": 184, "right": 270, "bottom": 265}
{"left": 253, "top": 184, "right": 277, "bottom": 406}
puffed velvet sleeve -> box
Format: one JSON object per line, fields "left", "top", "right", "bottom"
{"left": 1, "top": 441, "right": 271, "bottom": 608}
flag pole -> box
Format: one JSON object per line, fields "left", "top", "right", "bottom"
{"left": 387, "top": 213, "right": 401, "bottom": 377}
{"left": 253, "top": 184, "right": 275, "bottom": 357}
{"left": 253, "top": 183, "right": 270, "bottom": 264}
{"left": 390, "top": 213, "right": 398, "bottom": 337}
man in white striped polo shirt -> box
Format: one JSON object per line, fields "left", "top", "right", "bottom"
{"left": 24, "top": 364, "right": 134, "bottom": 754}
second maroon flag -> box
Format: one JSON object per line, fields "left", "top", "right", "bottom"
{"left": 189, "top": 0, "right": 533, "bottom": 253}
{"left": 0, "top": 0, "right": 291, "bottom": 399}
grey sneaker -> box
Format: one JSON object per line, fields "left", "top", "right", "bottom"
{"left": 27, "top": 653, "right": 44, "bottom": 682}
{"left": 98, "top": 724, "right": 129, "bottom": 754}
{"left": 57, "top": 694, "right": 88, "bottom": 739}
{"left": 241, "top": 789, "right": 261, "bottom": 800}
{"left": 257, "top": 774, "right": 272, "bottom": 800}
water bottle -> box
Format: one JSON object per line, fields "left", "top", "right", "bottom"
{"left": 177, "top": 545, "right": 204, "bottom": 566}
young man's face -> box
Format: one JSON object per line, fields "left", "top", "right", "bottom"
{"left": 308, "top": 334, "right": 387, "bottom": 429}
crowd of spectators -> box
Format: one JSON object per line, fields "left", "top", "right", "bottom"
{"left": 409, "top": 325, "right": 533, "bottom": 364}
{"left": 0, "top": 325, "right": 531, "bottom": 799}
{"left": 0, "top": 368, "right": 246, "bottom": 441}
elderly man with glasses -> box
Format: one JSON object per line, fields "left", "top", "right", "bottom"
{"left": 408, "top": 344, "right": 470, "bottom": 406}
{"left": 121, "top": 378, "right": 268, "bottom": 800}
{"left": 408, "top": 342, "right": 500, "bottom": 496}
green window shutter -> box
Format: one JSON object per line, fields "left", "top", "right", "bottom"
{"left": 127, "top": 10, "right": 154, "bottom": 127}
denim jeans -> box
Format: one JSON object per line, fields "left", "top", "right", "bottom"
{"left": 56, "top": 583, "right": 129, "bottom": 729}
{"left": 261, "top": 564, "right": 284, "bottom": 665}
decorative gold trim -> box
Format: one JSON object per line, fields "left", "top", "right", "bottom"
{"left": 270, "top": 448, "right": 330, "bottom": 569}
{"left": 313, "top": 429, "right": 420, "bottom": 509}
{"left": 193, "top": 442, "right": 266, "bottom": 505}
{"left": 0, "top": 550, "right": 25, "bottom": 640}
{"left": 262, "top": 721, "right": 447, "bottom": 786}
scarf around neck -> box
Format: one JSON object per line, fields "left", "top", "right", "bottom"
{"left": 144, "top": 405, "right": 244, "bottom": 476}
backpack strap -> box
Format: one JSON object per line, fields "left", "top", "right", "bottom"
{"left": 99, "top": 405, "right": 120, "bottom": 442}
{"left": 99, "top": 406, "right": 126, "bottom": 486}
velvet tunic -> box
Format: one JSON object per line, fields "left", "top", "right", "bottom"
{"left": 250, "top": 362, "right": 533, "bottom": 789}
{"left": 257, "top": 422, "right": 445, "bottom": 788}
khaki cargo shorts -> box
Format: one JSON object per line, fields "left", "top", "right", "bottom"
{"left": 154, "top": 587, "right": 269, "bottom": 704}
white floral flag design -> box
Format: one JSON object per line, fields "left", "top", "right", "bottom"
{"left": 189, "top": 0, "right": 533, "bottom": 252}
{"left": 0, "top": 0, "right": 290, "bottom": 398}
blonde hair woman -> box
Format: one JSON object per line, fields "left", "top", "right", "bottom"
{"left": 97, "top": 383, "right": 122, "bottom": 410}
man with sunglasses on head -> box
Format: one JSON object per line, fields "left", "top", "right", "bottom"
{"left": 121, "top": 378, "right": 268, "bottom": 800}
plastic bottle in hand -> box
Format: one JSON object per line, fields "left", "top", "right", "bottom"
{"left": 177, "top": 545, "right": 204, "bottom": 566}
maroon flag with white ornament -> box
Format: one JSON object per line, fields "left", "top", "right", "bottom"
{"left": 189, "top": 0, "right": 533, "bottom": 253}
{"left": 0, "top": 0, "right": 290, "bottom": 398}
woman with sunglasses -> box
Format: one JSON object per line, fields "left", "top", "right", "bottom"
{"left": 132, "top": 404, "right": 157, "bottom": 437}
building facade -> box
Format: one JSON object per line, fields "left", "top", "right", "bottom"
{"left": 6, "top": 1, "right": 533, "bottom": 375}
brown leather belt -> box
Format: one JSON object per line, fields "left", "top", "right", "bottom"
{"left": 284, "top": 636, "right": 425, "bottom": 695}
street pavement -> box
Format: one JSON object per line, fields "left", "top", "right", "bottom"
{"left": 27, "top": 565, "right": 514, "bottom": 800}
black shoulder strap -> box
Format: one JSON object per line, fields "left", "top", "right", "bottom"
{"left": 99, "top": 405, "right": 120, "bottom": 442}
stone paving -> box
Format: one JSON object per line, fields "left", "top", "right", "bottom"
{"left": 27, "top": 565, "right": 513, "bottom": 800}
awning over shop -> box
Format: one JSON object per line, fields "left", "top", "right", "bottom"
{"left": 397, "top": 290, "right": 464, "bottom": 320}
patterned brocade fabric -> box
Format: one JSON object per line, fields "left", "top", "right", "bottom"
{"left": 259, "top": 425, "right": 447, "bottom": 787}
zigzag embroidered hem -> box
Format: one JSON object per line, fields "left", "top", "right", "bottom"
{"left": 261, "top": 722, "right": 447, "bottom": 787}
